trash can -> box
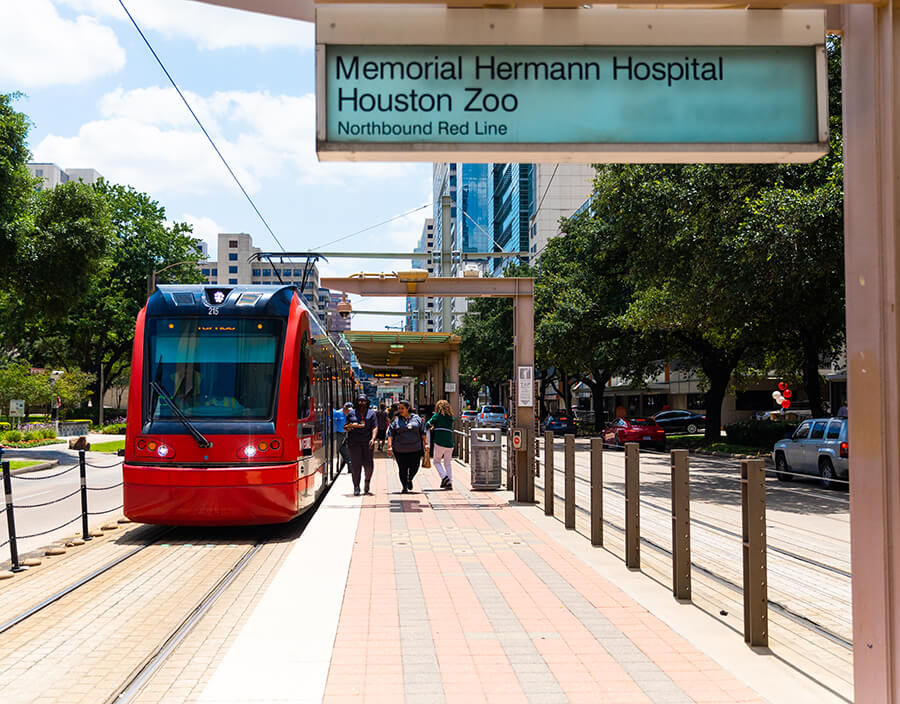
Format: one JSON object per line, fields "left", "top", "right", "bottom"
{"left": 470, "top": 427, "right": 502, "bottom": 489}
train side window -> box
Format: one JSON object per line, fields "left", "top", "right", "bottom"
{"left": 298, "top": 332, "right": 311, "bottom": 419}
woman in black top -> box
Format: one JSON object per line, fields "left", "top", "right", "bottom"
{"left": 345, "top": 395, "right": 378, "bottom": 496}
{"left": 386, "top": 401, "right": 428, "bottom": 494}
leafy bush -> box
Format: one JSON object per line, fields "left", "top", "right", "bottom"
{"left": 101, "top": 422, "right": 127, "bottom": 434}
{"left": 22, "top": 430, "right": 38, "bottom": 442}
{"left": 0, "top": 422, "right": 9, "bottom": 431}
{"left": 2, "top": 430, "right": 23, "bottom": 443}
{"left": 724, "top": 420, "right": 799, "bottom": 448}
{"left": 39, "top": 428, "right": 57, "bottom": 440}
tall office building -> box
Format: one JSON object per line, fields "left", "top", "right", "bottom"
{"left": 27, "top": 162, "right": 103, "bottom": 189}
{"left": 528, "top": 164, "right": 595, "bottom": 258}
{"left": 406, "top": 219, "right": 436, "bottom": 332}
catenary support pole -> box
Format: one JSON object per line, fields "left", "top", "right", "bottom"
{"left": 671, "top": 449, "right": 691, "bottom": 600}
{"left": 544, "top": 431, "right": 554, "bottom": 517}
{"left": 591, "top": 437, "right": 603, "bottom": 547}
{"left": 564, "top": 434, "right": 575, "bottom": 529}
{"left": 741, "top": 459, "right": 768, "bottom": 646}
{"left": 625, "top": 443, "right": 640, "bottom": 569}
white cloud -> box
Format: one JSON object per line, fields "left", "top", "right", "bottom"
{"left": 35, "top": 86, "right": 418, "bottom": 197}
{"left": 57, "top": 0, "right": 313, "bottom": 51}
{"left": 0, "top": 0, "right": 125, "bottom": 87}
{"left": 182, "top": 214, "right": 224, "bottom": 256}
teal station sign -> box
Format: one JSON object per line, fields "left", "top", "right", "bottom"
{"left": 315, "top": 8, "right": 828, "bottom": 163}
{"left": 325, "top": 45, "right": 818, "bottom": 145}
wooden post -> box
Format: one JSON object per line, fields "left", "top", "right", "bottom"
{"left": 625, "top": 442, "right": 640, "bottom": 569}
{"left": 590, "top": 437, "right": 603, "bottom": 547}
{"left": 741, "top": 459, "right": 768, "bottom": 647}
{"left": 670, "top": 449, "right": 691, "bottom": 600}
{"left": 564, "top": 434, "right": 575, "bottom": 529}
{"left": 544, "top": 431, "right": 554, "bottom": 517}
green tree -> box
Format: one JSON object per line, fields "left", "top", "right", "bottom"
{"left": 536, "top": 207, "right": 660, "bottom": 430}
{"left": 0, "top": 93, "right": 37, "bottom": 277}
{"left": 457, "top": 296, "right": 513, "bottom": 405}
{"left": 2, "top": 181, "right": 204, "bottom": 413}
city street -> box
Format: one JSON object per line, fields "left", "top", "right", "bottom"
{"left": 1, "top": 442, "right": 124, "bottom": 561}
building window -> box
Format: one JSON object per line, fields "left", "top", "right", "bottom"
{"left": 228, "top": 266, "right": 238, "bottom": 274}
{"left": 211, "top": 269, "right": 218, "bottom": 276}
{"left": 294, "top": 269, "right": 302, "bottom": 277}
{"left": 229, "top": 240, "right": 238, "bottom": 248}
{"left": 228, "top": 253, "right": 238, "bottom": 261}
{"left": 201, "top": 268, "right": 210, "bottom": 276}
{"left": 251, "top": 280, "right": 260, "bottom": 285}
{"left": 36, "top": 169, "right": 43, "bottom": 177}
{"left": 229, "top": 278, "right": 238, "bottom": 284}
{"left": 252, "top": 269, "right": 260, "bottom": 276}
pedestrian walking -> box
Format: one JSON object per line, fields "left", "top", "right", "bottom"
{"left": 386, "top": 401, "right": 428, "bottom": 494}
{"left": 333, "top": 402, "right": 353, "bottom": 474}
{"left": 345, "top": 395, "right": 377, "bottom": 496}
{"left": 375, "top": 403, "right": 389, "bottom": 451}
{"left": 426, "top": 399, "right": 455, "bottom": 490}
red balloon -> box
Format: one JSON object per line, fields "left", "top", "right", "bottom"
{"left": 783, "top": 389, "right": 793, "bottom": 399}
{"left": 781, "top": 399, "right": 791, "bottom": 409}
{"left": 778, "top": 382, "right": 787, "bottom": 391}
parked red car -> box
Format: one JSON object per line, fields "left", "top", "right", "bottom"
{"left": 603, "top": 417, "right": 666, "bottom": 451}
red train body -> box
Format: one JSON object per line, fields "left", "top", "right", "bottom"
{"left": 123, "top": 285, "right": 354, "bottom": 525}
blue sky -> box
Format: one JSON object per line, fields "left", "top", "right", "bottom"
{"left": 1, "top": 0, "right": 433, "bottom": 329}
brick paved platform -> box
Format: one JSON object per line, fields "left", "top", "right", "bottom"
{"left": 189, "top": 456, "right": 846, "bottom": 704}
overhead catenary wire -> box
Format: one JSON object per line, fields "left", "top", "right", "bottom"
{"left": 116, "top": 0, "right": 286, "bottom": 253}
{"left": 313, "top": 202, "right": 432, "bottom": 250}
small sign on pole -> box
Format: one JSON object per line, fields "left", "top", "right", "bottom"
{"left": 517, "top": 366, "right": 533, "bottom": 407}
{"left": 9, "top": 400, "right": 25, "bottom": 418}
{"left": 444, "top": 382, "right": 457, "bottom": 393}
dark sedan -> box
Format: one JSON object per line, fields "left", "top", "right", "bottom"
{"left": 652, "top": 410, "right": 706, "bottom": 435}
{"left": 544, "top": 412, "right": 576, "bottom": 436}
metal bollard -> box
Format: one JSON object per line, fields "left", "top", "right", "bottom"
{"left": 79, "top": 450, "right": 92, "bottom": 541}
{"left": 465, "top": 429, "right": 470, "bottom": 464}
{"left": 3, "top": 459, "right": 24, "bottom": 571}
{"left": 624, "top": 442, "right": 640, "bottom": 568}
{"left": 534, "top": 435, "right": 540, "bottom": 478}
{"left": 590, "top": 437, "right": 603, "bottom": 547}
{"left": 741, "top": 459, "right": 768, "bottom": 646}
{"left": 564, "top": 434, "right": 575, "bottom": 529}
{"left": 670, "top": 449, "right": 691, "bottom": 600}
{"left": 544, "top": 431, "right": 554, "bottom": 517}
{"left": 506, "top": 434, "right": 515, "bottom": 491}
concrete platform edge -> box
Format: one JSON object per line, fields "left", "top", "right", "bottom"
{"left": 197, "top": 473, "right": 361, "bottom": 704}
{"left": 509, "top": 497, "right": 851, "bottom": 704}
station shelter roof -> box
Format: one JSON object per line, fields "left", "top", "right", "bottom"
{"left": 342, "top": 331, "right": 460, "bottom": 374}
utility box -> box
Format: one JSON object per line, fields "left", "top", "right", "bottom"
{"left": 470, "top": 427, "right": 502, "bottom": 489}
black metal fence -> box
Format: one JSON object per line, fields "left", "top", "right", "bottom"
{"left": 1, "top": 449, "right": 123, "bottom": 572}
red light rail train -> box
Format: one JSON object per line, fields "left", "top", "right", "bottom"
{"left": 123, "top": 284, "right": 355, "bottom": 525}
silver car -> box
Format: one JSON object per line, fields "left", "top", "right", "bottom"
{"left": 477, "top": 405, "right": 508, "bottom": 431}
{"left": 772, "top": 417, "right": 849, "bottom": 489}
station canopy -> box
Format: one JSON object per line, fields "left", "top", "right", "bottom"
{"left": 342, "top": 331, "right": 460, "bottom": 376}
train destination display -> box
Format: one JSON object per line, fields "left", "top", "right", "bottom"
{"left": 321, "top": 45, "right": 820, "bottom": 147}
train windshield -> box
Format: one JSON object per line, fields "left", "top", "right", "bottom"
{"left": 147, "top": 318, "right": 283, "bottom": 421}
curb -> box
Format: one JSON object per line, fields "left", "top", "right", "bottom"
{"left": 4, "top": 459, "right": 61, "bottom": 476}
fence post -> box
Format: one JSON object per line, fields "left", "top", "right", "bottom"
{"left": 79, "top": 450, "right": 92, "bottom": 542}
{"left": 534, "top": 434, "right": 540, "bottom": 478}
{"left": 544, "top": 431, "right": 554, "bottom": 517}
{"left": 564, "top": 434, "right": 575, "bottom": 529}
{"left": 671, "top": 449, "right": 691, "bottom": 600}
{"left": 506, "top": 432, "right": 515, "bottom": 491}
{"left": 625, "top": 442, "right": 640, "bottom": 569}
{"left": 2, "top": 458, "right": 24, "bottom": 571}
{"left": 741, "top": 459, "right": 768, "bottom": 646}
{"left": 464, "top": 429, "right": 470, "bottom": 464}
{"left": 591, "top": 437, "right": 603, "bottom": 547}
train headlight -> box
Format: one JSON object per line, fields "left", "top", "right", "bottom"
{"left": 243, "top": 445, "right": 257, "bottom": 458}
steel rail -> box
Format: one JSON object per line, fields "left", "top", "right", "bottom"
{"left": 106, "top": 542, "right": 263, "bottom": 704}
{"left": 0, "top": 526, "right": 172, "bottom": 635}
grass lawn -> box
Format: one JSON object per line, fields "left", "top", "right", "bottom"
{"left": 666, "top": 435, "right": 769, "bottom": 457}
{"left": 6, "top": 460, "right": 41, "bottom": 471}
{"left": 90, "top": 439, "right": 126, "bottom": 453}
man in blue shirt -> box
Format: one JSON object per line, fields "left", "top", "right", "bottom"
{"left": 333, "top": 402, "right": 352, "bottom": 474}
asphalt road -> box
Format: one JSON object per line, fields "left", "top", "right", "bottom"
{"left": 1, "top": 444, "right": 124, "bottom": 562}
